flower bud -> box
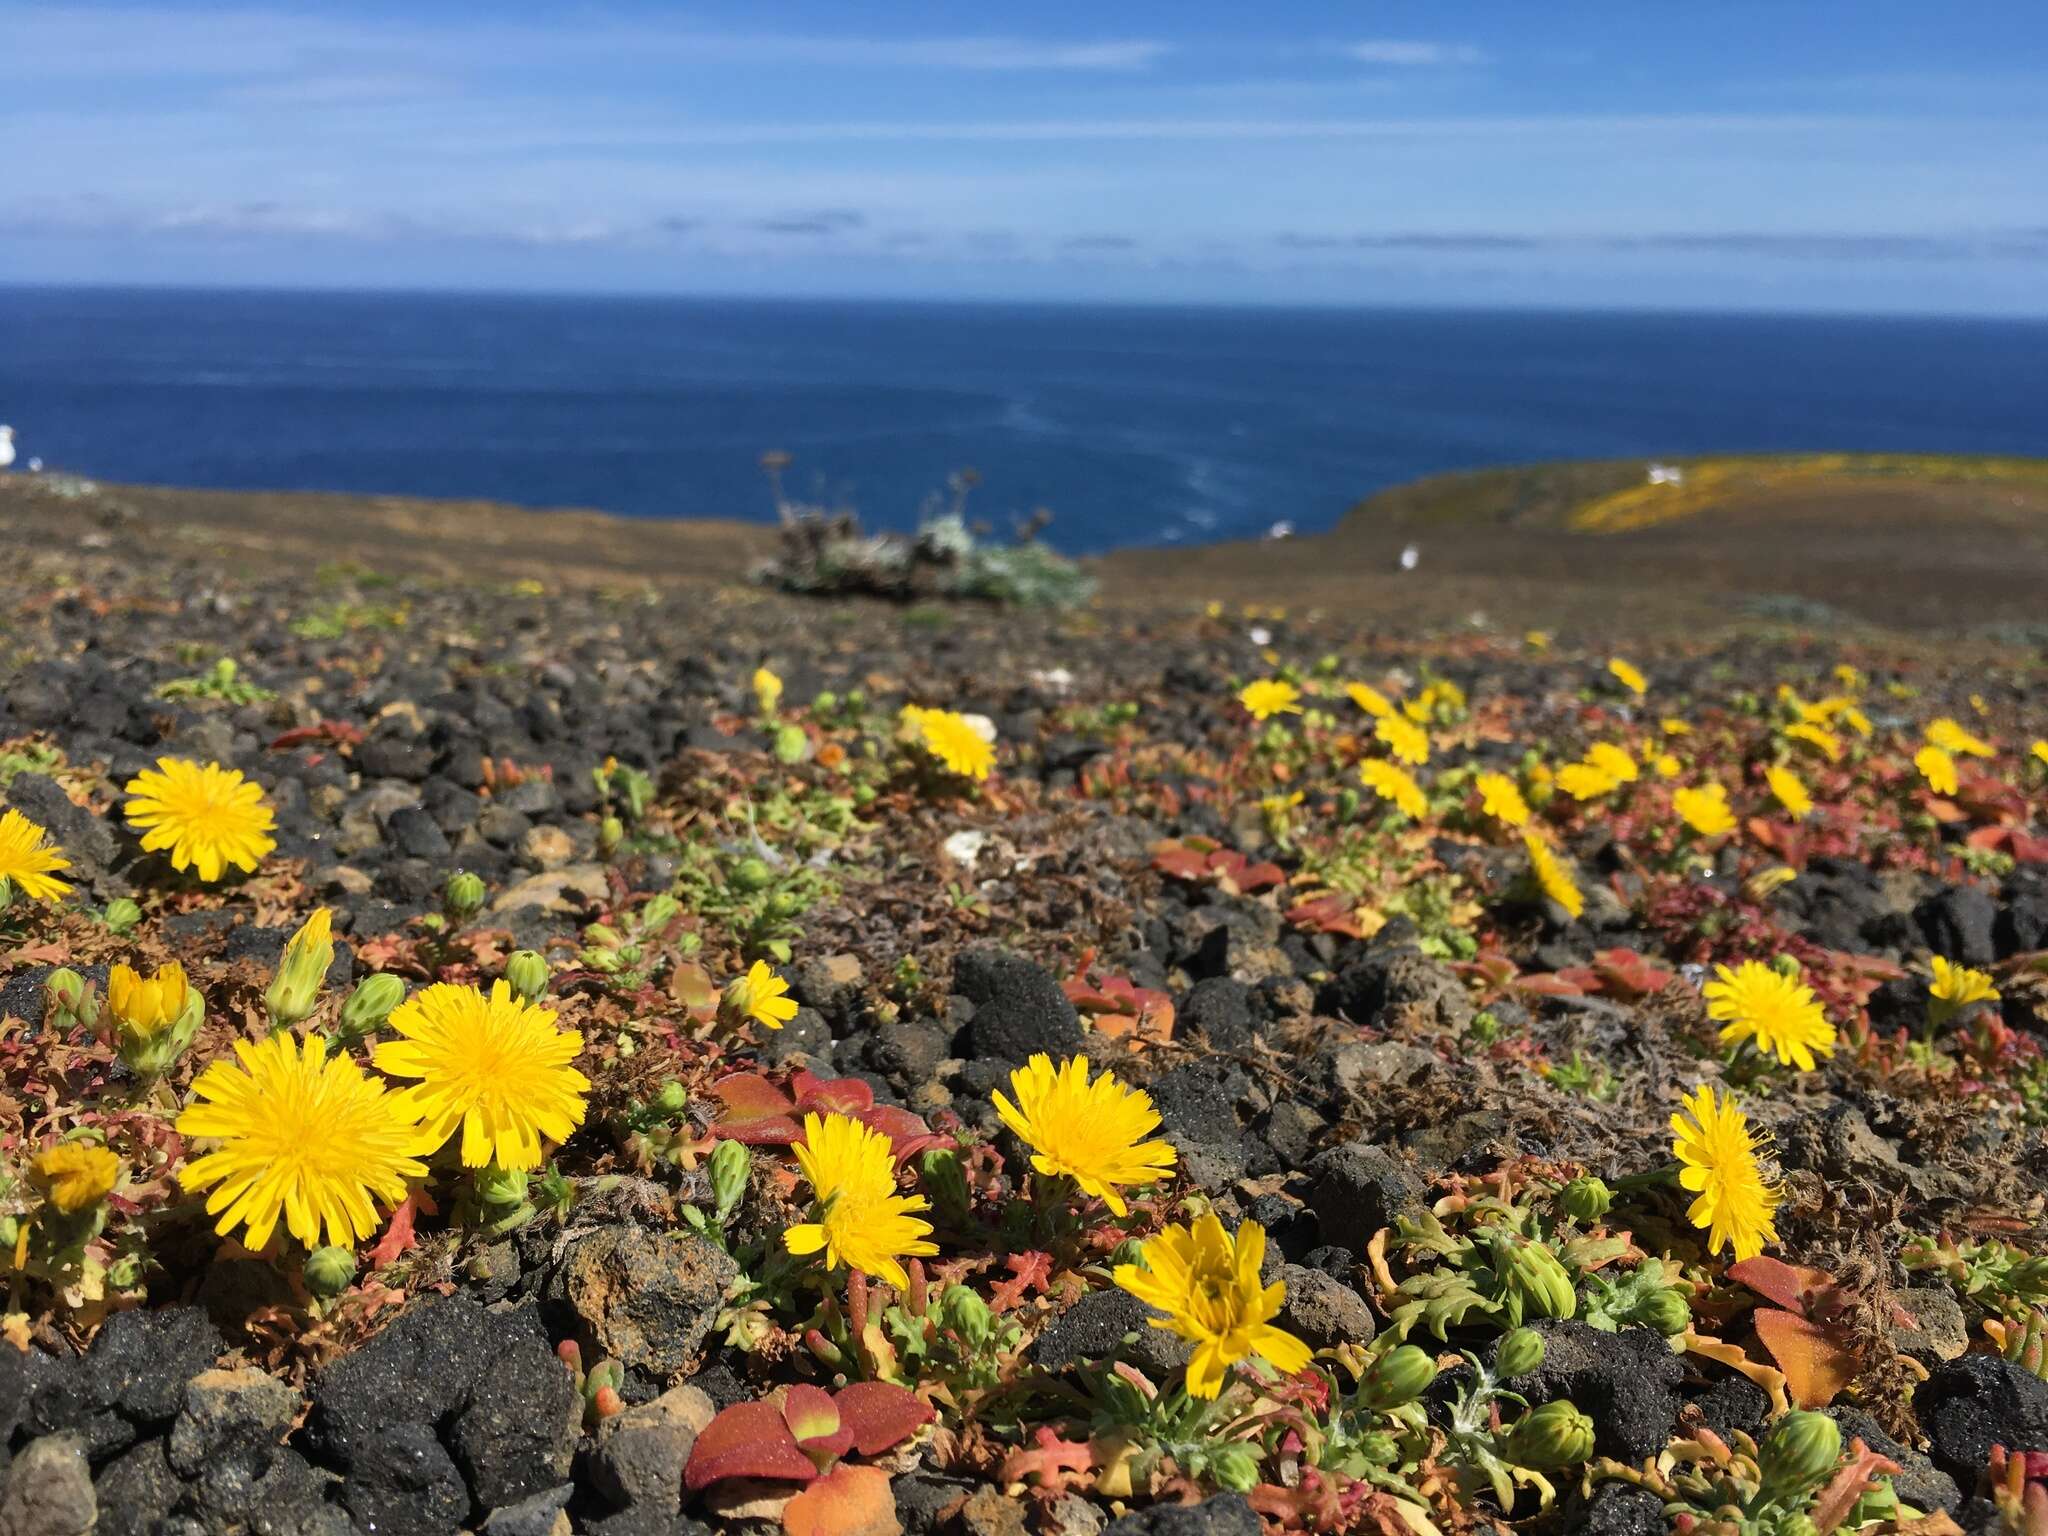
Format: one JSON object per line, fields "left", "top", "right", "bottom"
{"left": 765, "top": 890, "right": 806, "bottom": 922}
{"left": 753, "top": 666, "right": 784, "bottom": 715}
{"left": 919, "top": 1148, "right": 970, "bottom": 1219}
{"left": 28, "top": 1142, "right": 120, "bottom": 1216}
{"left": 1360, "top": 1344, "right": 1437, "bottom": 1410}
{"left": 639, "top": 894, "right": 681, "bottom": 933}
{"left": 708, "top": 1138, "right": 750, "bottom": 1219}
{"left": 1639, "top": 1287, "right": 1694, "bottom": 1337}
{"left": 107, "top": 962, "right": 202, "bottom": 1079}
{"left": 941, "top": 1284, "right": 994, "bottom": 1347}
{"left": 102, "top": 898, "right": 142, "bottom": 936}
{"left": 1770, "top": 954, "right": 1804, "bottom": 981}
{"left": 265, "top": 907, "right": 334, "bottom": 1028}
{"left": 1756, "top": 1411, "right": 1842, "bottom": 1501}
{"left": 1206, "top": 1442, "right": 1261, "bottom": 1493}
{"left": 1491, "top": 1231, "right": 1578, "bottom": 1324}
{"left": 1495, "top": 1327, "right": 1546, "bottom": 1379}
{"left": 304, "top": 1245, "right": 358, "bottom": 1299}
{"left": 1559, "top": 1176, "right": 1614, "bottom": 1225}
{"left": 444, "top": 871, "right": 487, "bottom": 922}
{"left": 773, "top": 724, "right": 808, "bottom": 765}
{"left": 505, "top": 950, "right": 551, "bottom": 1003}
{"left": 475, "top": 1163, "right": 529, "bottom": 1210}
{"left": 598, "top": 815, "right": 625, "bottom": 856}
{"left": 43, "top": 968, "right": 98, "bottom": 1032}
{"left": 1505, "top": 1400, "right": 1596, "bottom": 1468}
{"left": 337, "top": 973, "right": 407, "bottom": 1044}
{"left": 731, "top": 856, "right": 774, "bottom": 894}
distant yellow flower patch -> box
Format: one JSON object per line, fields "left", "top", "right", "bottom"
{"left": 1239, "top": 679, "right": 1302, "bottom": 721}
{"left": 1674, "top": 783, "right": 1736, "bottom": 838}
{"left": 1474, "top": 770, "right": 1530, "bottom": 829}
{"left": 1766, "top": 765, "right": 1813, "bottom": 819}
{"left": 1360, "top": 759, "right": 1427, "bottom": 819}
{"left": 1608, "top": 657, "right": 1647, "bottom": 696}
{"left": 1914, "top": 744, "right": 1958, "bottom": 797}
{"left": 1374, "top": 713, "right": 1430, "bottom": 767}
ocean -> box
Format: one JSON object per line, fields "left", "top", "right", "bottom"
{"left": 3, "top": 287, "right": 2044, "bottom": 555}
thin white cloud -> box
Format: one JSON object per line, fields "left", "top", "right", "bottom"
{"left": 1340, "top": 41, "right": 1485, "bottom": 67}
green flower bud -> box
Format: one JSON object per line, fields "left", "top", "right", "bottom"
{"left": 1757, "top": 1411, "right": 1843, "bottom": 1501}
{"left": 598, "top": 815, "right": 625, "bottom": 856}
{"left": 265, "top": 908, "right": 334, "bottom": 1029}
{"left": 1495, "top": 1328, "right": 1546, "bottom": 1379}
{"left": 765, "top": 890, "right": 806, "bottom": 922}
{"left": 1505, "top": 1400, "right": 1596, "bottom": 1468}
{"left": 102, "top": 898, "right": 142, "bottom": 936}
{"left": 43, "top": 968, "right": 97, "bottom": 1032}
{"left": 336, "top": 973, "right": 407, "bottom": 1044}
{"left": 1360, "top": 1344, "right": 1437, "bottom": 1410}
{"left": 1770, "top": 954, "right": 1804, "bottom": 981}
{"left": 504, "top": 950, "right": 551, "bottom": 1003}
{"left": 583, "top": 922, "right": 622, "bottom": 948}
{"left": 1205, "top": 1442, "right": 1262, "bottom": 1493}
{"left": 1489, "top": 1230, "right": 1578, "bottom": 1325}
{"left": 475, "top": 1163, "right": 529, "bottom": 1210}
{"left": 1638, "top": 1287, "right": 1694, "bottom": 1337}
{"left": 919, "top": 1148, "right": 970, "bottom": 1219}
{"left": 444, "top": 872, "right": 487, "bottom": 922}
{"left": 639, "top": 893, "right": 681, "bottom": 933}
{"left": 730, "top": 856, "right": 775, "bottom": 893}
{"left": 773, "top": 724, "right": 809, "bottom": 765}
{"left": 304, "top": 1245, "right": 358, "bottom": 1299}
{"left": 1559, "top": 1176, "right": 1614, "bottom": 1226}
{"left": 708, "top": 1138, "right": 750, "bottom": 1220}
{"left": 652, "top": 1080, "right": 688, "bottom": 1117}
{"left": 941, "top": 1284, "right": 994, "bottom": 1347}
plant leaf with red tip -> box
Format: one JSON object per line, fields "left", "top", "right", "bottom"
{"left": 366, "top": 1191, "right": 420, "bottom": 1269}
{"left": 711, "top": 1072, "right": 798, "bottom": 1122}
{"left": 991, "top": 1251, "right": 1055, "bottom": 1312}
{"left": 781, "top": 1463, "right": 898, "bottom": 1536}
{"left": 685, "top": 1400, "right": 817, "bottom": 1491}
{"left": 850, "top": 1105, "right": 952, "bottom": 1167}
{"left": 832, "top": 1381, "right": 933, "bottom": 1457}
{"left": 783, "top": 1385, "right": 855, "bottom": 1462}
{"left": 999, "top": 1426, "right": 1095, "bottom": 1493}
{"left": 794, "top": 1073, "right": 876, "bottom": 1117}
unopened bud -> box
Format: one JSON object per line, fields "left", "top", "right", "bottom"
{"left": 941, "top": 1284, "right": 994, "bottom": 1347}
{"left": 1640, "top": 1288, "right": 1693, "bottom": 1336}
{"left": 44, "top": 968, "right": 96, "bottom": 1031}
{"left": 1495, "top": 1328, "right": 1546, "bottom": 1379}
{"left": 731, "top": 857, "right": 774, "bottom": 894}
{"left": 102, "top": 898, "right": 142, "bottom": 936}
{"left": 505, "top": 950, "right": 551, "bottom": 1003}
{"left": 1559, "top": 1176, "right": 1614, "bottom": 1226}
{"left": 919, "top": 1148, "right": 970, "bottom": 1219}
{"left": 336, "top": 973, "right": 406, "bottom": 1046}
{"left": 265, "top": 907, "right": 334, "bottom": 1028}
{"left": 1505, "top": 1400, "right": 1596, "bottom": 1468}
{"left": 1770, "top": 954, "right": 1803, "bottom": 981}
{"left": 475, "top": 1164, "right": 529, "bottom": 1210}
{"left": 1361, "top": 1344, "right": 1437, "bottom": 1410}
{"left": 444, "top": 872, "right": 487, "bottom": 922}
{"left": 304, "top": 1245, "right": 358, "bottom": 1299}
{"left": 708, "top": 1138, "right": 750, "bottom": 1219}
{"left": 1756, "top": 1411, "right": 1842, "bottom": 1501}
{"left": 598, "top": 815, "right": 624, "bottom": 856}
{"left": 773, "top": 724, "right": 808, "bottom": 765}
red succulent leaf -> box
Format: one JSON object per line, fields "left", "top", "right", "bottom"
{"left": 783, "top": 1385, "right": 856, "bottom": 1463}
{"left": 686, "top": 1400, "right": 818, "bottom": 1491}
{"left": 366, "top": 1191, "right": 421, "bottom": 1269}
{"left": 1286, "top": 893, "right": 1374, "bottom": 939}
{"left": 831, "top": 1381, "right": 933, "bottom": 1457}
{"left": 1592, "top": 947, "right": 1675, "bottom": 999}
{"left": 781, "top": 1464, "right": 898, "bottom": 1536}
{"left": 999, "top": 1426, "right": 1095, "bottom": 1493}
{"left": 991, "top": 1251, "right": 1056, "bottom": 1312}
{"left": 849, "top": 1105, "right": 952, "bottom": 1167}
{"left": 1809, "top": 1441, "right": 1902, "bottom": 1536}
{"left": 1512, "top": 972, "right": 1587, "bottom": 998}
{"left": 711, "top": 1072, "right": 799, "bottom": 1123}
{"left": 269, "top": 719, "right": 364, "bottom": 751}
{"left": 794, "top": 1073, "right": 877, "bottom": 1117}
{"left": 1752, "top": 1308, "right": 1861, "bottom": 1409}
{"left": 1728, "top": 1255, "right": 1841, "bottom": 1318}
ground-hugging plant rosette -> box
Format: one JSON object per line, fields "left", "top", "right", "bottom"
{"left": 1, "top": 533, "right": 2047, "bottom": 1536}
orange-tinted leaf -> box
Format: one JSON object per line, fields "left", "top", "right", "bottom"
{"left": 366, "top": 1192, "right": 420, "bottom": 1269}
{"left": 686, "top": 1400, "right": 817, "bottom": 1491}
{"left": 832, "top": 1381, "right": 932, "bottom": 1457}
{"left": 1752, "top": 1308, "right": 1860, "bottom": 1409}
{"left": 999, "top": 1425, "right": 1095, "bottom": 1492}
{"left": 782, "top": 1464, "right": 898, "bottom": 1536}
{"left": 712, "top": 1072, "right": 798, "bottom": 1123}
{"left": 793, "top": 1071, "right": 875, "bottom": 1116}
{"left": 1729, "top": 1255, "right": 1840, "bottom": 1317}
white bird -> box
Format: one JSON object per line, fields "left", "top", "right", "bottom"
{"left": 1399, "top": 543, "right": 1420, "bottom": 571}
{"left": 0, "top": 427, "right": 14, "bottom": 471}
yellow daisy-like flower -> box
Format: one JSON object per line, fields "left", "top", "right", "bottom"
{"left": 1586, "top": 742, "right": 1640, "bottom": 783}
{"left": 914, "top": 708, "right": 997, "bottom": 781}
{"left": 992, "top": 1053, "right": 1176, "bottom": 1217}
{"left": 1929, "top": 955, "right": 2000, "bottom": 1013}
{"left": 0, "top": 808, "right": 72, "bottom": 903}
{"left": 28, "top": 1143, "right": 120, "bottom": 1215}
{"left": 1703, "top": 961, "right": 1835, "bottom": 1071}
{"left": 1766, "top": 765, "right": 1813, "bottom": 819}
{"left": 784, "top": 1111, "right": 937, "bottom": 1288}
{"left": 1114, "top": 1214, "right": 1312, "bottom": 1398}
{"left": 374, "top": 981, "right": 590, "bottom": 1171}
{"left": 725, "top": 959, "right": 799, "bottom": 1030}
{"left": 1556, "top": 762, "right": 1620, "bottom": 802}
{"left": 1927, "top": 717, "right": 1993, "bottom": 759}
{"left": 1345, "top": 681, "right": 1395, "bottom": 719}
{"left": 1374, "top": 713, "right": 1430, "bottom": 767}
{"left": 1360, "top": 759, "right": 1428, "bottom": 820}
{"left": 1840, "top": 706, "right": 1872, "bottom": 739}
{"left": 108, "top": 960, "right": 190, "bottom": 1038}
{"left": 1239, "top": 679, "right": 1302, "bottom": 722}
{"left": 1474, "top": 770, "right": 1530, "bottom": 829}
{"left": 123, "top": 757, "right": 277, "bottom": 882}
{"left": 179, "top": 1032, "right": 429, "bottom": 1252}
{"left": 1525, "top": 630, "right": 1552, "bottom": 651}
{"left": 1915, "top": 744, "right": 1958, "bottom": 797}
{"left": 1661, "top": 717, "right": 1692, "bottom": 737}
{"left": 1522, "top": 831, "right": 1584, "bottom": 919}
{"left": 1671, "top": 1084, "right": 1781, "bottom": 1262}
{"left": 752, "top": 666, "right": 783, "bottom": 714}
{"left": 1784, "top": 722, "right": 1842, "bottom": 763}
{"left": 1608, "top": 657, "right": 1648, "bottom": 696}
{"left": 2032, "top": 740, "right": 2048, "bottom": 769}
{"left": 1673, "top": 783, "right": 1736, "bottom": 838}
{"left": 1649, "top": 751, "right": 1682, "bottom": 780}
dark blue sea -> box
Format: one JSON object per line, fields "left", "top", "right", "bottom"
{"left": 3, "top": 287, "right": 2044, "bottom": 554}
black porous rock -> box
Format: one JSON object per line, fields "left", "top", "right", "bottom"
{"left": 341, "top": 1423, "right": 471, "bottom": 1536}
{"left": 91, "top": 1438, "right": 180, "bottom": 1536}
{"left": 446, "top": 1316, "right": 581, "bottom": 1511}
{"left": 1305, "top": 1141, "right": 1426, "bottom": 1250}
{"left": 1827, "top": 1407, "right": 1960, "bottom": 1514}
{"left": 1179, "top": 977, "right": 1256, "bottom": 1052}
{"left": 1916, "top": 1352, "right": 2048, "bottom": 1486}
{"left": 308, "top": 1296, "right": 496, "bottom": 1469}
{"left": 1102, "top": 1493, "right": 1261, "bottom": 1536}
{"left": 1572, "top": 1483, "right": 1667, "bottom": 1536}
{"left": 1915, "top": 885, "right": 1998, "bottom": 968}
{"left": 1030, "top": 1288, "right": 1193, "bottom": 1378}
{"left": 1512, "top": 1322, "right": 1683, "bottom": 1464}
{"left": 955, "top": 947, "right": 1084, "bottom": 1063}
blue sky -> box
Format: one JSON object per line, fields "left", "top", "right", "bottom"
{"left": 4, "top": 1, "right": 2045, "bottom": 312}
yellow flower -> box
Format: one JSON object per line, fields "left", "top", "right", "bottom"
{"left": 725, "top": 960, "right": 798, "bottom": 1030}
{"left": 1474, "top": 771, "right": 1530, "bottom": 829}
{"left": 1522, "top": 832, "right": 1584, "bottom": 919}
{"left": 0, "top": 809, "right": 72, "bottom": 903}
{"left": 1703, "top": 961, "right": 1834, "bottom": 1071}
{"left": 1524, "top": 630, "right": 1552, "bottom": 651}
{"left": 123, "top": 757, "right": 276, "bottom": 882}
{"left": 266, "top": 907, "right": 334, "bottom": 1027}
{"left": 29, "top": 1143, "right": 120, "bottom": 1215}
{"left": 1840, "top": 707, "right": 1872, "bottom": 739}
{"left": 1374, "top": 714, "right": 1429, "bottom": 767}
{"left": 1927, "top": 717, "right": 1993, "bottom": 759}
{"left": 1671, "top": 1084, "right": 1781, "bottom": 1262}
{"left": 1557, "top": 762, "right": 1619, "bottom": 802}
{"left": 1834, "top": 664, "right": 1864, "bottom": 691}
{"left": 2033, "top": 740, "right": 2048, "bottom": 769}
{"left": 1608, "top": 657, "right": 1647, "bottom": 696}
{"left": 1345, "top": 682, "right": 1394, "bottom": 719}
{"left": 1784, "top": 722, "right": 1842, "bottom": 763}
{"left": 1915, "top": 745, "right": 1958, "bottom": 797}
{"left": 1586, "top": 742, "right": 1640, "bottom": 784}
{"left": 1766, "top": 765, "right": 1813, "bottom": 819}
{"left": 1649, "top": 752, "right": 1682, "bottom": 780}
{"left": 374, "top": 981, "right": 590, "bottom": 1171}
{"left": 1661, "top": 717, "right": 1692, "bottom": 737}
{"left": 1240, "top": 679, "right": 1302, "bottom": 722}
{"left": 752, "top": 666, "right": 784, "bottom": 714}
{"left": 1360, "top": 759, "right": 1428, "bottom": 820}
{"left": 1929, "top": 955, "right": 1999, "bottom": 1015}
{"left": 1113, "top": 1214, "right": 1312, "bottom": 1398}
{"left": 992, "top": 1054, "right": 1177, "bottom": 1217}
{"left": 1673, "top": 783, "right": 1736, "bottom": 838}
{"left": 784, "top": 1111, "right": 937, "bottom": 1288}
{"left": 179, "top": 1032, "right": 429, "bottom": 1251}
{"left": 108, "top": 960, "right": 190, "bottom": 1037}
{"left": 914, "top": 708, "right": 997, "bottom": 781}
